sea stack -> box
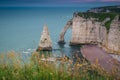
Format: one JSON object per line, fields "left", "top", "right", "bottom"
{"left": 37, "top": 25, "right": 52, "bottom": 51}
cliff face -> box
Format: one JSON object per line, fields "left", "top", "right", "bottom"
{"left": 71, "top": 15, "right": 96, "bottom": 44}
{"left": 107, "top": 16, "right": 120, "bottom": 53}
{"left": 71, "top": 14, "right": 120, "bottom": 54}
{"left": 70, "top": 13, "right": 107, "bottom": 45}
{"left": 59, "top": 13, "right": 120, "bottom": 54}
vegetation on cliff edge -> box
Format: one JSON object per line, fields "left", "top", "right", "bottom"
{"left": 78, "top": 12, "right": 120, "bottom": 32}
{"left": 78, "top": 5, "right": 120, "bottom": 32}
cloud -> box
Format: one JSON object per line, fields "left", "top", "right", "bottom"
{"left": 101, "top": 0, "right": 120, "bottom": 2}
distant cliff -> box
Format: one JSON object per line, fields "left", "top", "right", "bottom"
{"left": 59, "top": 5, "right": 120, "bottom": 54}
{"left": 87, "top": 5, "right": 120, "bottom": 13}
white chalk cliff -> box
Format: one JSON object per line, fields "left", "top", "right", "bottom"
{"left": 59, "top": 13, "right": 120, "bottom": 54}
{"left": 107, "top": 16, "right": 120, "bottom": 54}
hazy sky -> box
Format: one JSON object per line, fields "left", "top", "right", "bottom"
{"left": 0, "top": 0, "right": 120, "bottom": 7}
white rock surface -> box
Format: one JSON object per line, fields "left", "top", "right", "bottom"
{"left": 107, "top": 16, "right": 120, "bottom": 54}
{"left": 37, "top": 25, "right": 52, "bottom": 51}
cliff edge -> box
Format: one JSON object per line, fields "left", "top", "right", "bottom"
{"left": 59, "top": 5, "right": 120, "bottom": 54}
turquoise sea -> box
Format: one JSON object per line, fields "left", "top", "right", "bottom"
{"left": 0, "top": 7, "right": 101, "bottom": 57}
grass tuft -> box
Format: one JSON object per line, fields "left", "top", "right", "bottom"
{"left": 0, "top": 51, "right": 119, "bottom": 80}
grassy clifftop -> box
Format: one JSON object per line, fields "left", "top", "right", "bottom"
{"left": 78, "top": 5, "right": 120, "bottom": 32}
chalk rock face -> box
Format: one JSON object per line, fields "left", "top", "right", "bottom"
{"left": 107, "top": 16, "right": 120, "bottom": 54}
{"left": 37, "top": 25, "right": 52, "bottom": 51}
{"left": 59, "top": 13, "right": 107, "bottom": 45}
{"left": 70, "top": 13, "right": 107, "bottom": 45}
{"left": 99, "top": 25, "right": 107, "bottom": 46}
{"left": 71, "top": 15, "right": 96, "bottom": 44}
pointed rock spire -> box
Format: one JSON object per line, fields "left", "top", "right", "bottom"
{"left": 37, "top": 25, "right": 52, "bottom": 51}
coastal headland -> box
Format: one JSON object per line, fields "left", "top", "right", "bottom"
{"left": 58, "top": 5, "right": 120, "bottom": 74}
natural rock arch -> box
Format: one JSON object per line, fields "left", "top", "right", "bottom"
{"left": 58, "top": 20, "right": 72, "bottom": 43}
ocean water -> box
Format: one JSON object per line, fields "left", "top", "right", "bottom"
{"left": 0, "top": 7, "right": 89, "bottom": 57}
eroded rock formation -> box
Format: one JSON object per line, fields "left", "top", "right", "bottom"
{"left": 59, "top": 13, "right": 107, "bottom": 45}
{"left": 58, "top": 20, "right": 72, "bottom": 44}
{"left": 37, "top": 25, "right": 52, "bottom": 51}
{"left": 59, "top": 13, "right": 120, "bottom": 54}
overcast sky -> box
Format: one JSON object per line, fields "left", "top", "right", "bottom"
{"left": 0, "top": 0, "right": 120, "bottom": 7}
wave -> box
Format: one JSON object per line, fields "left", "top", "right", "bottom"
{"left": 22, "top": 51, "right": 30, "bottom": 54}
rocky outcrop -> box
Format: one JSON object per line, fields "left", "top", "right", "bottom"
{"left": 59, "top": 13, "right": 120, "bottom": 54}
{"left": 37, "top": 25, "right": 52, "bottom": 51}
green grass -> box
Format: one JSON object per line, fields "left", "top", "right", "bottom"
{"left": 0, "top": 51, "right": 119, "bottom": 80}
